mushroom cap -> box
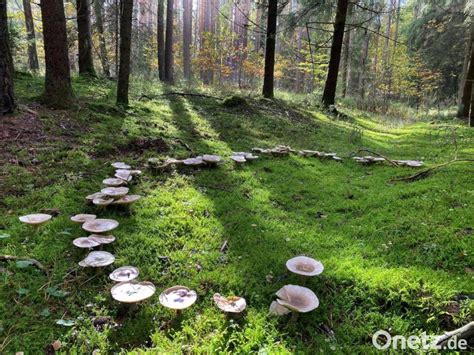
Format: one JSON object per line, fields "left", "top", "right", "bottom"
{"left": 286, "top": 256, "right": 324, "bottom": 276}
{"left": 183, "top": 157, "right": 204, "bottom": 166}
{"left": 70, "top": 214, "right": 96, "bottom": 223}
{"left": 111, "top": 162, "right": 131, "bottom": 169}
{"left": 275, "top": 285, "right": 319, "bottom": 313}
{"left": 113, "top": 195, "right": 142, "bottom": 205}
{"left": 159, "top": 286, "right": 197, "bottom": 310}
{"left": 269, "top": 300, "right": 291, "bottom": 316}
{"left": 92, "top": 198, "right": 114, "bottom": 207}
{"left": 202, "top": 155, "right": 222, "bottom": 164}
{"left": 89, "top": 234, "right": 116, "bottom": 244}
{"left": 231, "top": 155, "right": 246, "bottom": 163}
{"left": 129, "top": 170, "right": 142, "bottom": 175}
{"left": 79, "top": 251, "right": 115, "bottom": 267}
{"left": 101, "top": 187, "right": 129, "bottom": 198}
{"left": 245, "top": 155, "right": 259, "bottom": 160}
{"left": 82, "top": 218, "right": 119, "bottom": 233}
{"left": 19, "top": 213, "right": 52, "bottom": 225}
{"left": 73, "top": 237, "right": 101, "bottom": 249}
{"left": 86, "top": 192, "right": 106, "bottom": 201}
{"left": 115, "top": 170, "right": 133, "bottom": 182}
{"left": 111, "top": 281, "right": 156, "bottom": 303}
{"left": 213, "top": 293, "right": 247, "bottom": 313}
{"left": 109, "top": 266, "right": 140, "bottom": 282}
{"left": 103, "top": 178, "right": 127, "bottom": 187}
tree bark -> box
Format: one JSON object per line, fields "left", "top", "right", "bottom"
{"left": 93, "top": 0, "right": 110, "bottom": 77}
{"left": 22, "top": 0, "right": 39, "bottom": 71}
{"left": 116, "top": 0, "right": 134, "bottom": 105}
{"left": 459, "top": 39, "right": 474, "bottom": 121}
{"left": 183, "top": 0, "right": 192, "bottom": 80}
{"left": 76, "top": 0, "right": 96, "bottom": 76}
{"left": 164, "top": 0, "right": 174, "bottom": 83}
{"left": 157, "top": 0, "right": 165, "bottom": 80}
{"left": 0, "top": 0, "right": 15, "bottom": 114}
{"left": 321, "top": 0, "right": 349, "bottom": 107}
{"left": 262, "top": 0, "right": 277, "bottom": 99}
{"left": 40, "top": 0, "right": 73, "bottom": 107}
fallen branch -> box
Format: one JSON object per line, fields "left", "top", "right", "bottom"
{"left": 435, "top": 321, "right": 474, "bottom": 348}
{"left": 0, "top": 255, "right": 48, "bottom": 274}
{"left": 354, "top": 149, "right": 399, "bottom": 167}
{"left": 139, "top": 92, "right": 223, "bottom": 101}
{"left": 389, "top": 159, "right": 474, "bottom": 183}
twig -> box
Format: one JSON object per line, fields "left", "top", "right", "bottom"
{"left": 220, "top": 240, "right": 229, "bottom": 253}
{"left": 353, "top": 148, "right": 399, "bottom": 167}
{"left": 435, "top": 321, "right": 474, "bottom": 348}
{"left": 0, "top": 255, "right": 48, "bottom": 274}
{"left": 139, "top": 92, "right": 223, "bottom": 101}
{"left": 389, "top": 159, "right": 474, "bottom": 183}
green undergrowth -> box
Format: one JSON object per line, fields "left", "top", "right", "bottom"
{"left": 0, "top": 76, "right": 473, "bottom": 353}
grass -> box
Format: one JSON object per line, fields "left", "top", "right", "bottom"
{"left": 0, "top": 75, "right": 473, "bottom": 353}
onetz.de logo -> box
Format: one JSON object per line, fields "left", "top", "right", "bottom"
{"left": 372, "top": 330, "right": 468, "bottom": 351}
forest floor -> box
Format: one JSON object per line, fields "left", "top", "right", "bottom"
{"left": 1, "top": 74, "right": 473, "bottom": 353}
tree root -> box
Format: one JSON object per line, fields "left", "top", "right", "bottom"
{"left": 0, "top": 255, "right": 48, "bottom": 274}
{"left": 435, "top": 321, "right": 474, "bottom": 348}
{"left": 388, "top": 159, "right": 474, "bottom": 183}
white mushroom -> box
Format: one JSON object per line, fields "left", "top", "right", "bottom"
{"left": 113, "top": 195, "right": 142, "bottom": 205}
{"left": 231, "top": 155, "right": 246, "bottom": 163}
{"left": 82, "top": 219, "right": 119, "bottom": 234}
{"left": 213, "top": 293, "right": 247, "bottom": 313}
{"left": 269, "top": 300, "right": 291, "bottom": 316}
{"left": 183, "top": 157, "right": 204, "bottom": 166}
{"left": 73, "top": 237, "right": 100, "bottom": 249}
{"left": 111, "top": 281, "right": 156, "bottom": 303}
{"left": 129, "top": 170, "right": 142, "bottom": 176}
{"left": 103, "top": 178, "right": 127, "bottom": 187}
{"left": 286, "top": 256, "right": 324, "bottom": 277}
{"left": 159, "top": 286, "right": 197, "bottom": 310}
{"left": 101, "top": 187, "right": 129, "bottom": 199}
{"left": 86, "top": 192, "right": 106, "bottom": 202}
{"left": 111, "top": 162, "right": 131, "bottom": 170}
{"left": 79, "top": 251, "right": 115, "bottom": 267}
{"left": 275, "top": 285, "right": 319, "bottom": 313}
{"left": 92, "top": 198, "right": 114, "bottom": 207}
{"left": 19, "top": 214, "right": 52, "bottom": 226}
{"left": 109, "top": 266, "right": 139, "bottom": 282}
{"left": 70, "top": 214, "right": 96, "bottom": 223}
{"left": 115, "top": 170, "right": 133, "bottom": 182}
{"left": 89, "top": 234, "right": 116, "bottom": 244}
{"left": 202, "top": 155, "right": 222, "bottom": 165}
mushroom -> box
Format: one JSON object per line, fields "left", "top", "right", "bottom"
{"left": 269, "top": 301, "right": 291, "bottom": 316}
{"left": 115, "top": 170, "right": 133, "bottom": 182}
{"left": 213, "top": 293, "right": 246, "bottom": 316}
{"left": 70, "top": 214, "right": 96, "bottom": 223}
{"left": 82, "top": 219, "right": 119, "bottom": 234}
{"left": 111, "top": 162, "right": 131, "bottom": 170}
{"left": 112, "top": 195, "right": 142, "bottom": 205}
{"left": 103, "top": 178, "right": 127, "bottom": 187}
{"left": 73, "top": 237, "right": 101, "bottom": 249}
{"left": 159, "top": 286, "right": 197, "bottom": 315}
{"left": 286, "top": 256, "right": 324, "bottom": 283}
{"left": 19, "top": 214, "right": 52, "bottom": 229}
{"left": 101, "top": 187, "right": 129, "bottom": 199}
{"left": 86, "top": 192, "right": 106, "bottom": 202}
{"left": 79, "top": 251, "right": 115, "bottom": 267}
{"left": 92, "top": 197, "right": 114, "bottom": 207}
{"left": 231, "top": 155, "right": 246, "bottom": 164}
{"left": 183, "top": 157, "right": 204, "bottom": 166}
{"left": 111, "top": 281, "right": 155, "bottom": 305}
{"left": 89, "top": 234, "right": 116, "bottom": 244}
{"left": 271, "top": 285, "right": 319, "bottom": 320}
{"left": 202, "top": 155, "right": 222, "bottom": 166}
{"left": 129, "top": 170, "right": 142, "bottom": 176}
{"left": 109, "top": 266, "right": 139, "bottom": 282}
{"left": 233, "top": 152, "right": 259, "bottom": 161}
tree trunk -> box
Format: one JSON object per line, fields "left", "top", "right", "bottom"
{"left": 0, "top": 0, "right": 15, "bottom": 114}
{"left": 115, "top": 0, "right": 119, "bottom": 77}
{"left": 460, "top": 43, "right": 474, "bottom": 121}
{"left": 321, "top": 0, "right": 349, "bottom": 107}
{"left": 183, "top": 0, "right": 192, "bottom": 80}
{"left": 262, "top": 0, "right": 277, "bottom": 99}
{"left": 22, "top": 0, "right": 39, "bottom": 71}
{"left": 164, "top": 0, "right": 174, "bottom": 83}
{"left": 93, "top": 0, "right": 110, "bottom": 77}
{"left": 76, "top": 0, "right": 96, "bottom": 76}
{"left": 40, "top": 0, "right": 73, "bottom": 107}
{"left": 116, "top": 0, "right": 134, "bottom": 105}
{"left": 359, "top": 30, "right": 370, "bottom": 99}
{"left": 157, "top": 0, "right": 165, "bottom": 81}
